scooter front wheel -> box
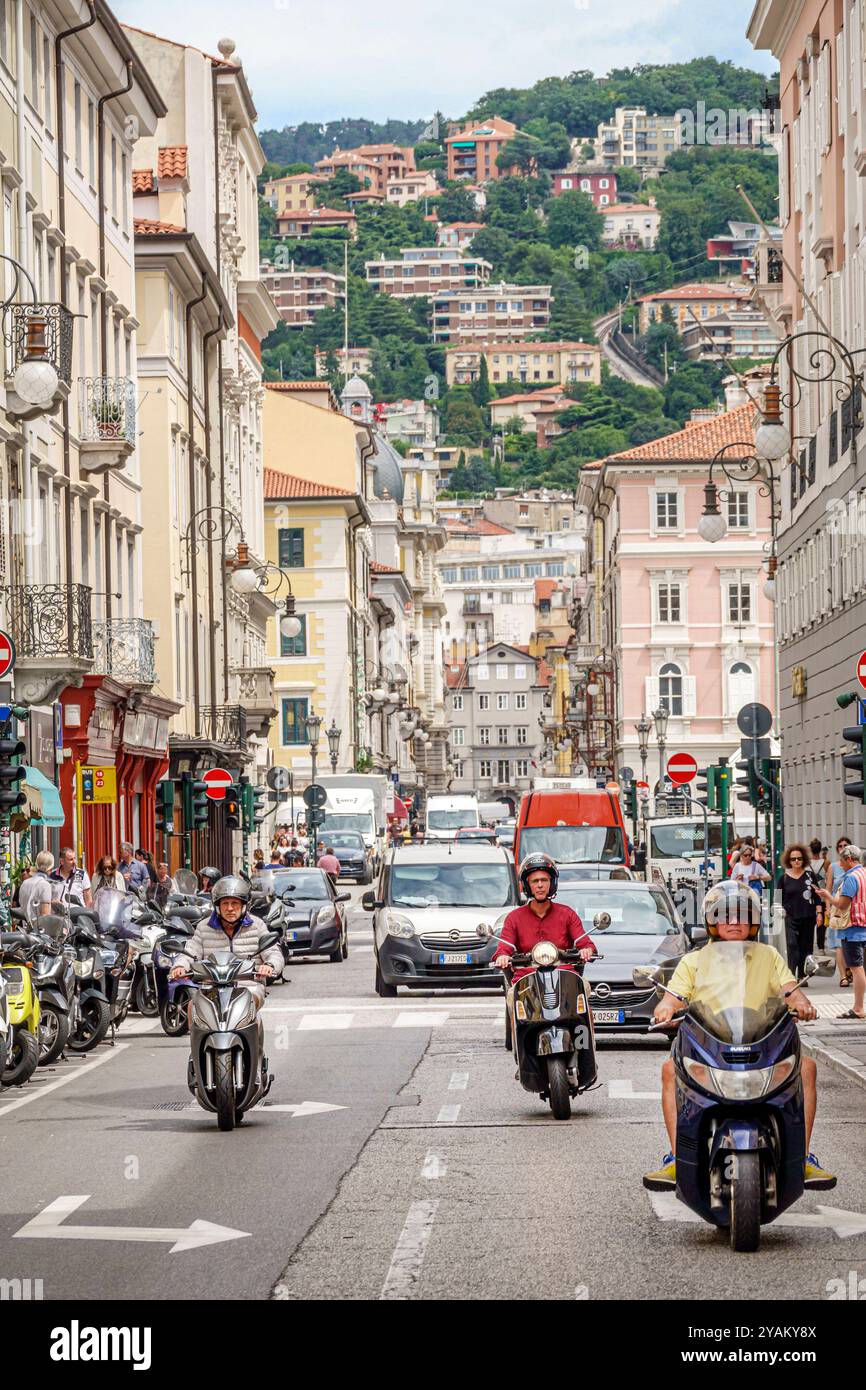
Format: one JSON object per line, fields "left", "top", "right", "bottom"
{"left": 133, "top": 974, "right": 159, "bottom": 1017}
{"left": 38, "top": 1005, "right": 70, "bottom": 1066}
{"left": 160, "top": 996, "right": 189, "bottom": 1037}
{"left": 729, "top": 1151, "right": 762, "bottom": 1252}
{"left": 214, "top": 1051, "right": 236, "bottom": 1132}
{"left": 3, "top": 1029, "right": 39, "bottom": 1086}
{"left": 67, "top": 996, "right": 111, "bottom": 1052}
{"left": 546, "top": 1056, "right": 571, "bottom": 1121}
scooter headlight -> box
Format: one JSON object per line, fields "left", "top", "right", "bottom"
{"left": 683, "top": 1056, "right": 796, "bottom": 1100}
{"left": 531, "top": 941, "right": 559, "bottom": 967}
{"left": 73, "top": 958, "right": 94, "bottom": 978}
{"left": 226, "top": 993, "right": 257, "bottom": 1030}
{"left": 386, "top": 913, "right": 415, "bottom": 940}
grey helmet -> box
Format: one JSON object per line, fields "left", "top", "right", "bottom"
{"left": 703, "top": 879, "right": 762, "bottom": 937}
{"left": 199, "top": 866, "right": 221, "bottom": 887}
{"left": 211, "top": 875, "right": 251, "bottom": 907}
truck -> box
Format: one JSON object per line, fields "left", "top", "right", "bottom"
{"left": 316, "top": 774, "right": 392, "bottom": 869}
{"left": 425, "top": 793, "right": 480, "bottom": 842}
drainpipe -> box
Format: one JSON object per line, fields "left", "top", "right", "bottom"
{"left": 14, "top": 1, "right": 34, "bottom": 586}
{"left": 96, "top": 60, "right": 133, "bottom": 628}
{"left": 211, "top": 66, "right": 231, "bottom": 703}
{"left": 202, "top": 307, "right": 225, "bottom": 711}
{"left": 54, "top": 3, "right": 96, "bottom": 603}
{"left": 186, "top": 276, "right": 209, "bottom": 734}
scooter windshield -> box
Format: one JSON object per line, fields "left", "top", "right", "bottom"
{"left": 686, "top": 941, "right": 791, "bottom": 1044}
{"left": 96, "top": 889, "right": 141, "bottom": 940}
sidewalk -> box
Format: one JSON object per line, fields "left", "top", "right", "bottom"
{"left": 801, "top": 982, "right": 866, "bottom": 1089}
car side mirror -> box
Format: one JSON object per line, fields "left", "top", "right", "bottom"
{"left": 336, "top": 892, "right": 350, "bottom": 903}
{"left": 361, "top": 891, "right": 377, "bottom": 911}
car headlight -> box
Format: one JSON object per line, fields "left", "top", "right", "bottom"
{"left": 73, "top": 958, "right": 94, "bottom": 978}
{"left": 314, "top": 906, "right": 337, "bottom": 927}
{"left": 683, "top": 1055, "right": 796, "bottom": 1100}
{"left": 386, "top": 913, "right": 415, "bottom": 940}
{"left": 531, "top": 941, "right": 560, "bottom": 967}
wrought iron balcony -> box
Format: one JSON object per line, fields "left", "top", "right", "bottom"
{"left": 229, "top": 667, "right": 277, "bottom": 739}
{"left": 4, "top": 582, "right": 93, "bottom": 659}
{"left": 78, "top": 376, "right": 137, "bottom": 472}
{"left": 92, "top": 619, "right": 156, "bottom": 687}
{"left": 200, "top": 704, "right": 247, "bottom": 750}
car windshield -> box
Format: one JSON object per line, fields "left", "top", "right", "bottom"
{"left": 389, "top": 863, "right": 515, "bottom": 908}
{"left": 321, "top": 815, "right": 371, "bottom": 835}
{"left": 557, "top": 887, "right": 676, "bottom": 935}
{"left": 520, "top": 825, "right": 626, "bottom": 863}
{"left": 264, "top": 870, "right": 330, "bottom": 901}
{"left": 558, "top": 865, "right": 632, "bottom": 882}
{"left": 428, "top": 810, "right": 480, "bottom": 830}
{"left": 687, "top": 941, "right": 791, "bottom": 1044}
{"left": 327, "top": 834, "right": 366, "bottom": 851}
{"left": 650, "top": 822, "right": 725, "bottom": 860}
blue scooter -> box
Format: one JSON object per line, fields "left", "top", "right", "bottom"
{"left": 639, "top": 947, "right": 836, "bottom": 1252}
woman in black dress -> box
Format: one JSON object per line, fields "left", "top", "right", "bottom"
{"left": 777, "top": 843, "right": 821, "bottom": 979}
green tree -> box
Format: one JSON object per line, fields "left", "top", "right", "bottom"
{"left": 444, "top": 390, "right": 485, "bottom": 445}
{"left": 545, "top": 191, "right": 602, "bottom": 251}
{"left": 433, "top": 183, "right": 479, "bottom": 224}
{"left": 472, "top": 355, "right": 491, "bottom": 408}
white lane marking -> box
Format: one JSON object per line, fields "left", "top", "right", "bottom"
{"left": 297, "top": 1013, "right": 354, "bottom": 1031}
{"left": 448, "top": 1072, "right": 469, "bottom": 1091}
{"left": 421, "top": 1151, "right": 447, "bottom": 1180}
{"left": 13, "top": 1195, "right": 250, "bottom": 1254}
{"left": 648, "top": 1191, "right": 866, "bottom": 1236}
{"left": 608, "top": 1079, "right": 662, "bottom": 1100}
{"left": 0, "top": 1044, "right": 130, "bottom": 1119}
{"left": 393, "top": 1011, "right": 449, "bottom": 1029}
{"left": 354, "top": 945, "right": 373, "bottom": 954}
{"left": 380, "top": 1200, "right": 439, "bottom": 1300}
{"left": 263, "top": 998, "right": 501, "bottom": 1013}
{"left": 436, "top": 1104, "right": 461, "bottom": 1125}
{"left": 265, "top": 1101, "right": 346, "bottom": 1117}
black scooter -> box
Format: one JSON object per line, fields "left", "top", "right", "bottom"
{"left": 479, "top": 913, "right": 610, "bottom": 1120}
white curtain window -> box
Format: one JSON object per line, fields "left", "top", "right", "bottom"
{"left": 729, "top": 662, "right": 756, "bottom": 716}
{"left": 658, "top": 663, "right": 683, "bottom": 717}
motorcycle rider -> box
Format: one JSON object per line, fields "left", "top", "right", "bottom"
{"left": 643, "top": 879, "right": 835, "bottom": 1192}
{"left": 494, "top": 854, "right": 596, "bottom": 1000}
{"left": 169, "top": 876, "right": 283, "bottom": 1008}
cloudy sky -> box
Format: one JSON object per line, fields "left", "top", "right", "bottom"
{"left": 116, "top": 0, "right": 775, "bottom": 131}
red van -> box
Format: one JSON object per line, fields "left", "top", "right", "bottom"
{"left": 513, "top": 788, "right": 628, "bottom": 868}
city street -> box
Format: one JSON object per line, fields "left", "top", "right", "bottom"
{"left": 2, "top": 885, "right": 865, "bottom": 1302}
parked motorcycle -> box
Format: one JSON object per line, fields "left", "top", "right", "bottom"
{"left": 66, "top": 916, "right": 111, "bottom": 1052}
{"left": 31, "top": 915, "right": 73, "bottom": 1066}
{"left": 0, "top": 932, "right": 41, "bottom": 1086}
{"left": 184, "top": 932, "right": 280, "bottom": 1131}
{"left": 479, "top": 913, "right": 610, "bottom": 1120}
{"left": 638, "top": 945, "right": 836, "bottom": 1252}
{"left": 0, "top": 973, "right": 8, "bottom": 1076}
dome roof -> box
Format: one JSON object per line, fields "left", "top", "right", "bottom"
{"left": 341, "top": 374, "right": 371, "bottom": 400}
{"left": 370, "top": 433, "right": 405, "bottom": 503}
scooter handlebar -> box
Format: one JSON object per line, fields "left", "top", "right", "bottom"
{"left": 647, "top": 1009, "right": 688, "bottom": 1032}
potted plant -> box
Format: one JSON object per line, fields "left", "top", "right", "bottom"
{"left": 93, "top": 399, "right": 123, "bottom": 439}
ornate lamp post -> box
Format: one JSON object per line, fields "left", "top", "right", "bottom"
{"left": 326, "top": 720, "right": 342, "bottom": 773}
{"left": 634, "top": 715, "right": 652, "bottom": 785}
{"left": 305, "top": 709, "right": 322, "bottom": 865}
{"left": 653, "top": 704, "right": 669, "bottom": 793}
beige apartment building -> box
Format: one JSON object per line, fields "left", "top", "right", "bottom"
{"left": 315, "top": 345, "right": 373, "bottom": 379}
{"left": 276, "top": 207, "right": 357, "bottom": 240}
{"left": 638, "top": 283, "right": 751, "bottom": 334}
{"left": 446, "top": 340, "right": 601, "bottom": 386}
{"left": 366, "top": 246, "right": 491, "bottom": 299}
{"left": 431, "top": 283, "right": 552, "bottom": 344}
{"left": 261, "top": 171, "right": 327, "bottom": 215}
{"left": 385, "top": 170, "right": 438, "bottom": 206}
{"left": 315, "top": 144, "right": 415, "bottom": 198}
{"left": 261, "top": 259, "right": 345, "bottom": 328}
{"left": 127, "top": 27, "right": 278, "bottom": 855}
{"left": 445, "top": 116, "right": 519, "bottom": 182}
{"left": 596, "top": 106, "right": 682, "bottom": 172}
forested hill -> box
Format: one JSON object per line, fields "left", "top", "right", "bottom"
{"left": 258, "top": 58, "right": 773, "bottom": 161}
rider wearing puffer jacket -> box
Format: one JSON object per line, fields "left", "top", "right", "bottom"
{"left": 170, "top": 875, "right": 283, "bottom": 1006}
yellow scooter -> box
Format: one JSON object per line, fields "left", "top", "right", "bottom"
{"left": 0, "top": 931, "right": 41, "bottom": 1086}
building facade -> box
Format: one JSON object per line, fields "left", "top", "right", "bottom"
{"left": 446, "top": 339, "right": 601, "bottom": 387}
{"left": 261, "top": 172, "right": 327, "bottom": 215}
{"left": 596, "top": 107, "right": 682, "bottom": 172}
{"left": 551, "top": 170, "right": 618, "bottom": 206}
{"left": 431, "top": 284, "right": 552, "bottom": 343}
{"left": 365, "top": 246, "right": 491, "bottom": 299}
{"left": 445, "top": 116, "right": 519, "bottom": 182}
{"left": 276, "top": 208, "right": 357, "bottom": 240}
{"left": 638, "top": 283, "right": 752, "bottom": 334}
{"left": 261, "top": 259, "right": 345, "bottom": 328}
{"left": 681, "top": 308, "right": 780, "bottom": 360}
{"left": 445, "top": 644, "right": 548, "bottom": 810}
{"left": 315, "top": 144, "right": 416, "bottom": 198}
{"left": 601, "top": 202, "right": 661, "bottom": 249}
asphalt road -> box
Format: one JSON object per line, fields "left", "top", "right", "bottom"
{"left": 1, "top": 886, "right": 865, "bottom": 1302}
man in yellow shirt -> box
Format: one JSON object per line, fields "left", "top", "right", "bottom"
{"left": 643, "top": 879, "right": 836, "bottom": 1192}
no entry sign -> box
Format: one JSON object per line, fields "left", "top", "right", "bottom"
{"left": 0, "top": 628, "right": 15, "bottom": 681}
{"left": 857, "top": 650, "right": 866, "bottom": 692}
{"left": 667, "top": 752, "right": 698, "bottom": 786}
{"left": 203, "top": 767, "right": 234, "bottom": 801}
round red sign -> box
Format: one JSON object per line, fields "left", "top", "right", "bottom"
{"left": 667, "top": 752, "right": 698, "bottom": 786}
{"left": 0, "top": 628, "right": 15, "bottom": 681}
{"left": 203, "top": 767, "right": 234, "bottom": 801}
{"left": 857, "top": 650, "right": 866, "bottom": 693}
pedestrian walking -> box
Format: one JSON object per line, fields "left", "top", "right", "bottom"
{"left": 730, "top": 842, "right": 771, "bottom": 892}
{"left": 18, "top": 850, "right": 55, "bottom": 923}
{"left": 826, "top": 836, "right": 853, "bottom": 986}
{"left": 152, "top": 862, "right": 176, "bottom": 910}
{"left": 136, "top": 848, "right": 158, "bottom": 890}
{"left": 92, "top": 855, "right": 126, "bottom": 907}
{"left": 808, "top": 838, "right": 830, "bottom": 949}
{"left": 49, "top": 846, "right": 93, "bottom": 907}
{"left": 316, "top": 843, "right": 341, "bottom": 881}
{"left": 118, "top": 841, "right": 149, "bottom": 893}
{"left": 818, "top": 843, "right": 866, "bottom": 1020}
{"left": 777, "top": 844, "right": 821, "bottom": 979}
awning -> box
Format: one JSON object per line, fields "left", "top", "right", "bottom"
{"left": 23, "top": 767, "right": 65, "bottom": 827}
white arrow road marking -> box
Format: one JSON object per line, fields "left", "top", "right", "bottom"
{"left": 265, "top": 1101, "right": 346, "bottom": 1117}
{"left": 649, "top": 1191, "right": 866, "bottom": 1236}
{"left": 0, "top": 1043, "right": 130, "bottom": 1119}
{"left": 13, "top": 1196, "right": 251, "bottom": 1254}
{"left": 609, "top": 1079, "right": 662, "bottom": 1100}
{"left": 380, "top": 1200, "right": 439, "bottom": 1300}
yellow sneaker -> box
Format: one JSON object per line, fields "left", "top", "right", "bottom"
{"left": 804, "top": 1152, "right": 837, "bottom": 1190}
{"left": 643, "top": 1153, "right": 676, "bottom": 1191}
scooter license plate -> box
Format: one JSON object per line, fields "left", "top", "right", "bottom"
{"left": 438, "top": 952, "right": 471, "bottom": 965}
{"left": 592, "top": 1009, "right": 625, "bottom": 1024}
{"left": 287, "top": 931, "right": 301, "bottom": 941}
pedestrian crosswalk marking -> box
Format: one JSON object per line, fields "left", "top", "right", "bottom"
{"left": 297, "top": 1013, "right": 354, "bottom": 1031}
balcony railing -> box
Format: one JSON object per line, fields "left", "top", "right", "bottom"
{"left": 78, "top": 376, "right": 136, "bottom": 446}
{"left": 4, "top": 582, "right": 93, "bottom": 659}
{"left": 200, "top": 704, "right": 247, "bottom": 749}
{"left": 92, "top": 619, "right": 155, "bottom": 686}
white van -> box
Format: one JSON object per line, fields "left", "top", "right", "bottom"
{"left": 425, "top": 794, "right": 480, "bottom": 842}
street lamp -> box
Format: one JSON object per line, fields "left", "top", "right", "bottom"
{"left": 306, "top": 710, "right": 322, "bottom": 864}
{"left": 653, "top": 705, "right": 669, "bottom": 792}
{"left": 634, "top": 715, "right": 652, "bottom": 785}
{"left": 326, "top": 720, "right": 341, "bottom": 773}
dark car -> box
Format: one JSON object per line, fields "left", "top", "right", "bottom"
{"left": 455, "top": 827, "right": 497, "bottom": 844}
{"left": 322, "top": 831, "right": 374, "bottom": 883}
{"left": 363, "top": 844, "right": 519, "bottom": 996}
{"left": 556, "top": 880, "right": 698, "bottom": 1035}
{"left": 494, "top": 822, "right": 515, "bottom": 849}
{"left": 261, "top": 868, "right": 351, "bottom": 963}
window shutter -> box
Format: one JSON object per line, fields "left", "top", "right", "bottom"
{"left": 820, "top": 43, "right": 832, "bottom": 153}
{"left": 778, "top": 127, "right": 790, "bottom": 226}
{"left": 683, "top": 676, "right": 697, "bottom": 718}
{"left": 645, "top": 675, "right": 660, "bottom": 711}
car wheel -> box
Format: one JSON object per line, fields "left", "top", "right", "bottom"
{"left": 375, "top": 961, "right": 397, "bottom": 998}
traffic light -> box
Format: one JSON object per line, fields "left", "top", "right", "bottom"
{"left": 623, "top": 783, "right": 638, "bottom": 820}
{"left": 251, "top": 784, "right": 268, "bottom": 830}
{"left": 155, "top": 779, "right": 175, "bottom": 836}
{"left": 181, "top": 772, "right": 209, "bottom": 831}
{"left": 735, "top": 758, "right": 759, "bottom": 807}
{"left": 0, "top": 736, "right": 26, "bottom": 815}
{"left": 696, "top": 766, "right": 717, "bottom": 810}
{"left": 715, "top": 763, "right": 731, "bottom": 816}
{"left": 842, "top": 727, "right": 866, "bottom": 802}
{"left": 758, "top": 757, "right": 780, "bottom": 812}
{"left": 225, "top": 786, "right": 241, "bottom": 831}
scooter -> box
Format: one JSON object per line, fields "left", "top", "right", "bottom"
{"left": 66, "top": 919, "right": 111, "bottom": 1052}
{"left": 638, "top": 947, "right": 836, "bottom": 1252}
{"left": 478, "top": 913, "right": 610, "bottom": 1121}
{"left": 31, "top": 915, "right": 74, "bottom": 1065}
{"left": 0, "top": 973, "right": 8, "bottom": 1076}
{"left": 0, "top": 932, "right": 41, "bottom": 1086}
{"left": 155, "top": 926, "right": 197, "bottom": 1037}
{"left": 184, "top": 932, "right": 280, "bottom": 1131}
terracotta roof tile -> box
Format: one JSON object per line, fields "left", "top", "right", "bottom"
{"left": 599, "top": 402, "right": 756, "bottom": 465}
{"left": 535, "top": 579, "right": 557, "bottom": 602}
{"left": 443, "top": 517, "right": 515, "bottom": 537}
{"left": 370, "top": 560, "right": 402, "bottom": 575}
{"left": 134, "top": 218, "right": 187, "bottom": 236}
{"left": 264, "top": 380, "right": 333, "bottom": 392}
{"left": 157, "top": 146, "right": 188, "bottom": 180}
{"left": 491, "top": 388, "right": 565, "bottom": 407}
{"left": 638, "top": 282, "right": 750, "bottom": 304}
{"left": 263, "top": 467, "right": 355, "bottom": 500}
{"left": 132, "top": 168, "right": 154, "bottom": 194}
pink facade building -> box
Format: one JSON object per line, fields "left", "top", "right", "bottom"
{"left": 578, "top": 404, "right": 775, "bottom": 788}
{"left": 551, "top": 170, "right": 618, "bottom": 207}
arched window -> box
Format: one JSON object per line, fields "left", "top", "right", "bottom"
{"left": 659, "top": 662, "right": 683, "bottom": 716}
{"left": 729, "top": 661, "right": 756, "bottom": 716}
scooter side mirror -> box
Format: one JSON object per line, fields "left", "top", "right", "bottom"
{"left": 804, "top": 954, "right": 835, "bottom": 978}
{"left": 633, "top": 965, "right": 665, "bottom": 989}
{"left": 257, "top": 932, "right": 280, "bottom": 953}
{"left": 476, "top": 923, "right": 494, "bottom": 939}
{"left": 592, "top": 912, "right": 612, "bottom": 932}
{"left": 689, "top": 926, "right": 709, "bottom": 945}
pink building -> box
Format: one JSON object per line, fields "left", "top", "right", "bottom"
{"left": 552, "top": 170, "right": 618, "bottom": 207}
{"left": 578, "top": 404, "right": 775, "bottom": 788}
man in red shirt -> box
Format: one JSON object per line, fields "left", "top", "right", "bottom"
{"left": 494, "top": 853, "right": 596, "bottom": 981}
